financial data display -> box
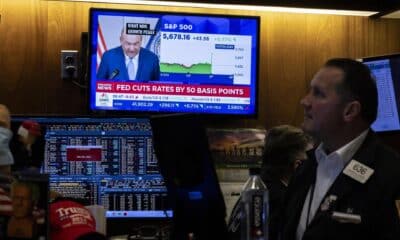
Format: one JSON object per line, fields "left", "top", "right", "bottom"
{"left": 89, "top": 8, "right": 260, "bottom": 115}
{"left": 13, "top": 117, "right": 171, "bottom": 218}
{"left": 362, "top": 54, "right": 400, "bottom": 132}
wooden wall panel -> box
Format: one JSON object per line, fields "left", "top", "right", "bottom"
{"left": 45, "top": 1, "right": 93, "bottom": 114}
{"left": 347, "top": 17, "right": 369, "bottom": 57}
{"left": 1, "top": 0, "right": 400, "bottom": 132}
{"left": 367, "top": 19, "right": 400, "bottom": 56}
{"left": 261, "top": 13, "right": 307, "bottom": 128}
{"left": 0, "top": 0, "right": 47, "bottom": 113}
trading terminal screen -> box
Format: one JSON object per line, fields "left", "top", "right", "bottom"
{"left": 362, "top": 54, "right": 400, "bottom": 132}
{"left": 12, "top": 117, "right": 172, "bottom": 218}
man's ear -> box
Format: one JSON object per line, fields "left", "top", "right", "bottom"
{"left": 343, "top": 101, "right": 361, "bottom": 122}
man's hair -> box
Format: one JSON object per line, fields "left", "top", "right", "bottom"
{"left": 260, "top": 125, "right": 312, "bottom": 182}
{"left": 324, "top": 58, "right": 378, "bottom": 124}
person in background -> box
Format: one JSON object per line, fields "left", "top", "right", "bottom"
{"left": 7, "top": 181, "right": 39, "bottom": 239}
{"left": 280, "top": 58, "right": 400, "bottom": 240}
{"left": 0, "top": 104, "right": 13, "bottom": 218}
{"left": 96, "top": 28, "right": 160, "bottom": 81}
{"left": 0, "top": 104, "right": 14, "bottom": 175}
{"left": 10, "top": 120, "right": 45, "bottom": 172}
{"left": 227, "top": 125, "right": 313, "bottom": 240}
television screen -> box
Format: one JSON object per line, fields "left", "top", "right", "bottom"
{"left": 88, "top": 8, "right": 260, "bottom": 116}
{"left": 362, "top": 54, "right": 400, "bottom": 132}
{"left": 11, "top": 116, "right": 172, "bottom": 220}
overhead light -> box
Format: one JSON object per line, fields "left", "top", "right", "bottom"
{"left": 48, "top": 0, "right": 378, "bottom": 16}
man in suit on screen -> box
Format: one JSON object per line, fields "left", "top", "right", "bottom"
{"left": 96, "top": 29, "right": 160, "bottom": 82}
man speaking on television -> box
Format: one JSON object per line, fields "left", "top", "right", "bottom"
{"left": 96, "top": 29, "right": 160, "bottom": 82}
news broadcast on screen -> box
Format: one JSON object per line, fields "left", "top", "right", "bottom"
{"left": 89, "top": 8, "right": 260, "bottom": 115}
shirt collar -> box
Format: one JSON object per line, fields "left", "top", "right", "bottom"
{"left": 124, "top": 52, "right": 140, "bottom": 65}
{"left": 315, "top": 129, "right": 369, "bottom": 166}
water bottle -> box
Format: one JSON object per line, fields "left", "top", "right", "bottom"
{"left": 240, "top": 168, "right": 269, "bottom": 240}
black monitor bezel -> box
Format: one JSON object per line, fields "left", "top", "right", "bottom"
{"left": 87, "top": 7, "right": 261, "bottom": 119}
{"left": 361, "top": 53, "right": 400, "bottom": 133}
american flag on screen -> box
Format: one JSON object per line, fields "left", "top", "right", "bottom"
{"left": 97, "top": 25, "right": 107, "bottom": 69}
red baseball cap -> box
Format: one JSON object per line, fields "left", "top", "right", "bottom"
{"left": 18, "top": 120, "right": 41, "bottom": 137}
{"left": 50, "top": 199, "right": 98, "bottom": 240}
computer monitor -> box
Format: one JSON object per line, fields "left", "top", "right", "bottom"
{"left": 362, "top": 54, "right": 400, "bottom": 132}
{"left": 11, "top": 116, "right": 172, "bottom": 222}
{"left": 150, "top": 114, "right": 228, "bottom": 240}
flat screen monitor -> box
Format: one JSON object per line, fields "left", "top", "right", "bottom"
{"left": 150, "top": 114, "right": 228, "bottom": 239}
{"left": 11, "top": 116, "right": 172, "bottom": 220}
{"left": 362, "top": 54, "right": 400, "bottom": 132}
{"left": 88, "top": 8, "right": 260, "bottom": 116}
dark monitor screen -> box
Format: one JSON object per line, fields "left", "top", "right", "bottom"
{"left": 11, "top": 116, "right": 172, "bottom": 219}
{"left": 150, "top": 114, "right": 227, "bottom": 239}
{"left": 362, "top": 54, "right": 400, "bottom": 132}
{"left": 88, "top": 8, "right": 260, "bottom": 116}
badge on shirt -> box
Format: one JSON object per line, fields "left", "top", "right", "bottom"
{"left": 342, "top": 160, "right": 374, "bottom": 184}
{"left": 320, "top": 194, "right": 337, "bottom": 212}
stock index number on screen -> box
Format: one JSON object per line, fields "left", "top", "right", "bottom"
{"left": 162, "top": 33, "right": 210, "bottom": 41}
{"left": 164, "top": 23, "right": 193, "bottom": 31}
{"left": 162, "top": 33, "right": 191, "bottom": 40}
